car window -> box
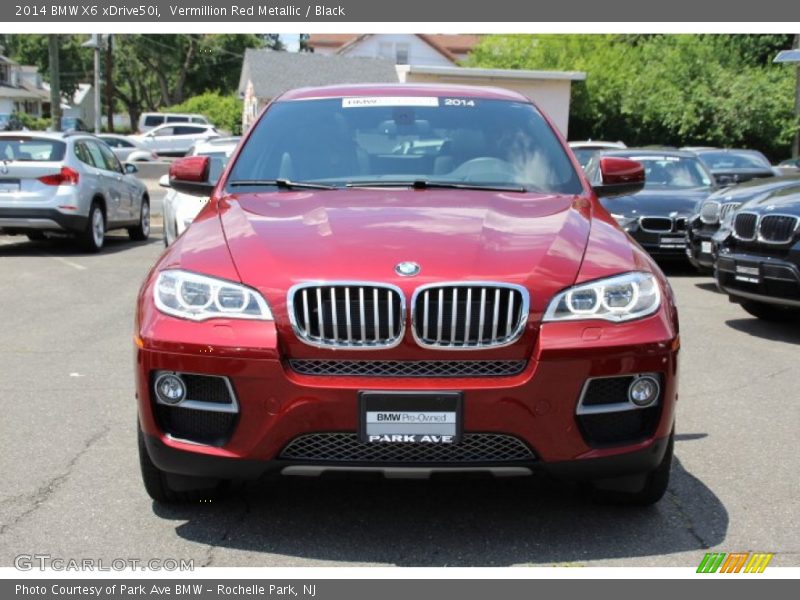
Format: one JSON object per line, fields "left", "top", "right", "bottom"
{"left": 626, "top": 155, "right": 713, "bottom": 189}
{"left": 152, "top": 127, "right": 174, "bottom": 137}
{"left": 698, "top": 151, "right": 771, "bottom": 170}
{"left": 190, "top": 116, "right": 206, "bottom": 123}
{"left": 173, "top": 125, "right": 205, "bottom": 136}
{"left": 74, "top": 141, "right": 95, "bottom": 166}
{"left": 227, "top": 97, "right": 583, "bottom": 194}
{"left": 83, "top": 141, "right": 106, "bottom": 169}
{"left": 143, "top": 115, "right": 163, "bottom": 127}
{"left": 166, "top": 115, "right": 190, "bottom": 123}
{"left": 0, "top": 137, "right": 66, "bottom": 161}
{"left": 95, "top": 141, "right": 124, "bottom": 173}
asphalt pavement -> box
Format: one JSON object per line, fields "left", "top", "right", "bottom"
{"left": 0, "top": 190, "right": 798, "bottom": 568}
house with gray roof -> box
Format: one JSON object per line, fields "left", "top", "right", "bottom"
{"left": 238, "top": 49, "right": 398, "bottom": 129}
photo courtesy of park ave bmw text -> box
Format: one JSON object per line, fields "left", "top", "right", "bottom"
{"left": 0, "top": 0, "right": 799, "bottom": 593}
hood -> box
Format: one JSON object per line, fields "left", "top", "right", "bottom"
{"left": 216, "top": 188, "right": 592, "bottom": 324}
{"left": 600, "top": 188, "right": 711, "bottom": 218}
{"left": 709, "top": 177, "right": 800, "bottom": 204}
{"left": 740, "top": 186, "right": 800, "bottom": 215}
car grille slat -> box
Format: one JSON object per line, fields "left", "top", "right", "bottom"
{"left": 280, "top": 432, "right": 536, "bottom": 463}
{"left": 289, "top": 359, "right": 528, "bottom": 378}
{"left": 759, "top": 215, "right": 798, "bottom": 244}
{"left": 412, "top": 283, "right": 528, "bottom": 349}
{"left": 290, "top": 283, "right": 404, "bottom": 349}
{"left": 639, "top": 216, "right": 673, "bottom": 232}
{"left": 734, "top": 212, "right": 758, "bottom": 241}
{"left": 719, "top": 202, "right": 741, "bottom": 222}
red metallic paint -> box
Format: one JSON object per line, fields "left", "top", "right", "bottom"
{"left": 599, "top": 156, "right": 646, "bottom": 185}
{"left": 169, "top": 155, "right": 209, "bottom": 183}
{"left": 136, "top": 84, "right": 679, "bottom": 477}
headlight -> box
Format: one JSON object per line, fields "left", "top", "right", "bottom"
{"left": 154, "top": 269, "right": 273, "bottom": 321}
{"left": 699, "top": 200, "right": 720, "bottom": 225}
{"left": 610, "top": 213, "right": 637, "bottom": 229}
{"left": 543, "top": 272, "right": 661, "bottom": 323}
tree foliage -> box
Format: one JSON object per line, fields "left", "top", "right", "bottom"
{"left": 467, "top": 34, "right": 797, "bottom": 160}
{"left": 0, "top": 34, "right": 90, "bottom": 97}
{"left": 164, "top": 92, "right": 243, "bottom": 135}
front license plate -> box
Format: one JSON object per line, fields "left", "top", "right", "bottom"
{"left": 359, "top": 391, "right": 462, "bottom": 444}
{"left": 735, "top": 263, "right": 760, "bottom": 284}
{"left": 701, "top": 241, "right": 713, "bottom": 254}
{"left": 659, "top": 235, "right": 685, "bottom": 249}
{"left": 0, "top": 180, "right": 20, "bottom": 193}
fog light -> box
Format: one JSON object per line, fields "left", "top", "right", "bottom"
{"left": 628, "top": 376, "right": 660, "bottom": 407}
{"left": 154, "top": 373, "right": 186, "bottom": 405}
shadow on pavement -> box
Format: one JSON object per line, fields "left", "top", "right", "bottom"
{"left": 725, "top": 318, "right": 800, "bottom": 345}
{"left": 0, "top": 231, "right": 163, "bottom": 258}
{"left": 152, "top": 455, "right": 727, "bottom": 566}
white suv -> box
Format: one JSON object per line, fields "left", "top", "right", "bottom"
{"left": 0, "top": 132, "right": 149, "bottom": 252}
{"left": 130, "top": 124, "right": 220, "bottom": 157}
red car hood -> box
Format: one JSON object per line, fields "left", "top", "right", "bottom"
{"left": 219, "top": 188, "right": 591, "bottom": 323}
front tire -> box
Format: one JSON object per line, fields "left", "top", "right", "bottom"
{"left": 128, "top": 197, "right": 150, "bottom": 241}
{"left": 78, "top": 202, "right": 105, "bottom": 253}
{"left": 591, "top": 432, "right": 673, "bottom": 506}
{"left": 740, "top": 300, "right": 800, "bottom": 322}
{"left": 137, "top": 422, "right": 221, "bottom": 503}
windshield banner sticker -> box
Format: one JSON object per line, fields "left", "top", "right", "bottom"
{"left": 342, "top": 97, "right": 440, "bottom": 108}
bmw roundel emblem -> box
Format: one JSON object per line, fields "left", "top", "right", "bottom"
{"left": 395, "top": 261, "right": 421, "bottom": 277}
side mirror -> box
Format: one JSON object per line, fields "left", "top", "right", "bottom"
{"left": 592, "top": 157, "right": 645, "bottom": 198}
{"left": 124, "top": 162, "right": 138, "bottom": 175}
{"left": 169, "top": 156, "right": 215, "bottom": 195}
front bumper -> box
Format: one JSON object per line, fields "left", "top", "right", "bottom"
{"left": 627, "top": 229, "right": 689, "bottom": 258}
{"left": 716, "top": 251, "right": 800, "bottom": 308}
{"left": 136, "top": 309, "right": 679, "bottom": 482}
{"left": 686, "top": 226, "right": 719, "bottom": 269}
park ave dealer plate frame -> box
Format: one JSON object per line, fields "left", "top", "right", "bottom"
{"left": 359, "top": 391, "right": 463, "bottom": 444}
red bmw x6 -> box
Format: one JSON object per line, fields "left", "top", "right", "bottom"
{"left": 135, "top": 84, "right": 679, "bottom": 505}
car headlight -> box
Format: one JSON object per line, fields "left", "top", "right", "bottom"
{"left": 543, "top": 272, "right": 661, "bottom": 323}
{"left": 610, "top": 213, "right": 637, "bottom": 229}
{"left": 154, "top": 270, "right": 273, "bottom": 321}
{"left": 699, "top": 200, "right": 720, "bottom": 225}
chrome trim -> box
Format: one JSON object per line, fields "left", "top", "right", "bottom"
{"left": 757, "top": 213, "right": 800, "bottom": 245}
{"left": 287, "top": 281, "right": 406, "bottom": 350}
{"left": 153, "top": 371, "right": 239, "bottom": 414}
{"left": 732, "top": 211, "right": 759, "bottom": 242}
{"left": 576, "top": 373, "right": 661, "bottom": 416}
{"left": 410, "top": 282, "right": 530, "bottom": 350}
{"left": 281, "top": 466, "right": 533, "bottom": 478}
{"left": 719, "top": 202, "right": 741, "bottom": 222}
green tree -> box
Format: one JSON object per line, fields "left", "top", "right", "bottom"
{"left": 164, "top": 92, "right": 243, "bottom": 135}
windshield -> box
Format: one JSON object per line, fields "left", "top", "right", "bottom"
{"left": 625, "top": 155, "right": 713, "bottom": 189}
{"left": 0, "top": 137, "right": 66, "bottom": 161}
{"left": 227, "top": 97, "right": 582, "bottom": 194}
{"left": 698, "top": 151, "right": 770, "bottom": 170}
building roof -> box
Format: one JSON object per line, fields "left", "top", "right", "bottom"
{"left": 278, "top": 83, "right": 529, "bottom": 103}
{"left": 0, "top": 84, "right": 45, "bottom": 100}
{"left": 238, "top": 49, "right": 399, "bottom": 100}
{"left": 308, "top": 34, "right": 483, "bottom": 63}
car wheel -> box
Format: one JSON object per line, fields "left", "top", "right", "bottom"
{"left": 740, "top": 300, "right": 800, "bottom": 322}
{"left": 128, "top": 197, "right": 150, "bottom": 241}
{"left": 78, "top": 202, "right": 105, "bottom": 253}
{"left": 137, "top": 421, "right": 221, "bottom": 503}
{"left": 591, "top": 431, "right": 673, "bottom": 506}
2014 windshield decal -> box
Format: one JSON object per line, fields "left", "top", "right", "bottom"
{"left": 342, "top": 97, "right": 440, "bottom": 108}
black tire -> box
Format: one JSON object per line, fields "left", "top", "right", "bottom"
{"left": 26, "top": 232, "right": 46, "bottom": 242}
{"left": 740, "top": 300, "right": 800, "bottom": 322}
{"left": 78, "top": 202, "right": 105, "bottom": 253}
{"left": 137, "top": 422, "right": 221, "bottom": 503}
{"left": 591, "top": 432, "right": 673, "bottom": 506}
{"left": 128, "top": 197, "right": 150, "bottom": 241}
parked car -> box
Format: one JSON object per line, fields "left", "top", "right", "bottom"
{"left": 96, "top": 134, "right": 159, "bottom": 162}
{"left": 687, "top": 175, "right": 800, "bottom": 273}
{"left": 60, "top": 117, "right": 92, "bottom": 132}
{"left": 568, "top": 140, "right": 627, "bottom": 169}
{"left": 136, "top": 84, "right": 679, "bottom": 506}
{"left": 129, "top": 123, "right": 219, "bottom": 156}
{"left": 777, "top": 157, "right": 800, "bottom": 173}
{"left": 161, "top": 136, "right": 240, "bottom": 246}
{"left": 694, "top": 148, "right": 776, "bottom": 185}
{"left": 715, "top": 186, "right": 800, "bottom": 321}
{"left": 138, "top": 112, "right": 211, "bottom": 133}
{"left": 584, "top": 149, "right": 716, "bottom": 259}
{"left": 0, "top": 132, "right": 149, "bottom": 251}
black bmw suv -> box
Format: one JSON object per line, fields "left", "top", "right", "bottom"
{"left": 715, "top": 186, "right": 800, "bottom": 321}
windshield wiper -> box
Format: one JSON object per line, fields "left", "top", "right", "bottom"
{"left": 346, "top": 180, "right": 527, "bottom": 193}
{"left": 228, "top": 179, "right": 336, "bottom": 190}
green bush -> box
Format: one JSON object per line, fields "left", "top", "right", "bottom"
{"left": 164, "top": 92, "right": 243, "bottom": 135}
{"left": 16, "top": 112, "right": 50, "bottom": 131}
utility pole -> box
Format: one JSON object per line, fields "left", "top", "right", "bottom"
{"left": 106, "top": 34, "right": 113, "bottom": 132}
{"left": 774, "top": 37, "right": 800, "bottom": 158}
{"left": 82, "top": 34, "right": 102, "bottom": 134}
{"left": 48, "top": 34, "right": 61, "bottom": 131}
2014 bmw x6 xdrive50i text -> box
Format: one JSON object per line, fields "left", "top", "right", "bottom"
{"left": 135, "top": 84, "right": 680, "bottom": 505}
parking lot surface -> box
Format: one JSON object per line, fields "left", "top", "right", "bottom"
{"left": 0, "top": 190, "right": 798, "bottom": 567}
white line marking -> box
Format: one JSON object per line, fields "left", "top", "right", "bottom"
{"left": 42, "top": 254, "right": 87, "bottom": 271}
